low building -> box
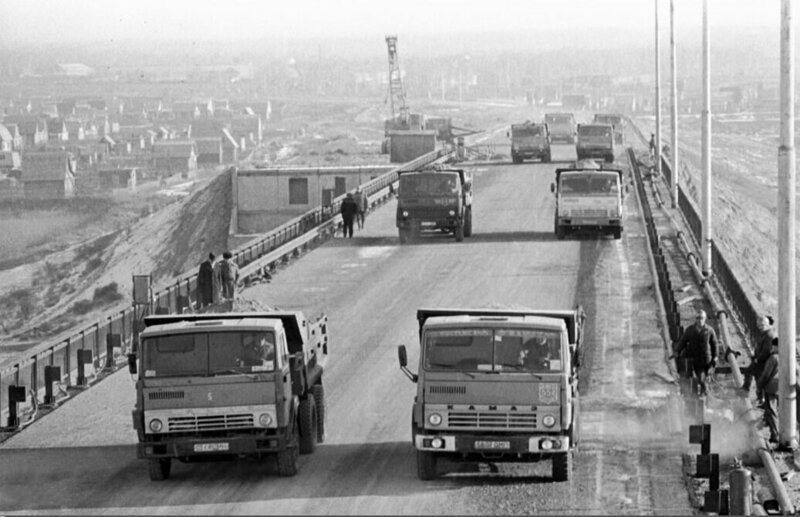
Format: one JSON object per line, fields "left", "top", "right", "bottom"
{"left": 22, "top": 150, "right": 76, "bottom": 199}
{"left": 98, "top": 167, "right": 137, "bottom": 190}
{"left": 152, "top": 140, "right": 197, "bottom": 177}
{"left": 194, "top": 137, "right": 222, "bottom": 165}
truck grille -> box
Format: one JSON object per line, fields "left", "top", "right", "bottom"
{"left": 148, "top": 391, "right": 185, "bottom": 401}
{"left": 168, "top": 413, "right": 254, "bottom": 432}
{"left": 448, "top": 410, "right": 537, "bottom": 430}
{"left": 571, "top": 208, "right": 610, "bottom": 218}
{"left": 429, "top": 385, "right": 466, "bottom": 395}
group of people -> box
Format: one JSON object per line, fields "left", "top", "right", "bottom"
{"left": 339, "top": 186, "right": 369, "bottom": 238}
{"left": 196, "top": 250, "right": 240, "bottom": 308}
{"left": 671, "top": 309, "right": 787, "bottom": 446}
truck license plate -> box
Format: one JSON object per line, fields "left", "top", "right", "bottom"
{"left": 475, "top": 440, "right": 510, "bottom": 450}
{"left": 193, "top": 442, "right": 230, "bottom": 452}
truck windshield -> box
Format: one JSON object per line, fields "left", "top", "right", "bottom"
{"left": 424, "top": 328, "right": 563, "bottom": 373}
{"left": 142, "top": 331, "right": 276, "bottom": 377}
{"left": 579, "top": 126, "right": 612, "bottom": 138}
{"left": 560, "top": 173, "right": 619, "bottom": 196}
{"left": 400, "top": 173, "right": 459, "bottom": 196}
{"left": 546, "top": 115, "right": 572, "bottom": 124}
{"left": 514, "top": 126, "right": 543, "bottom": 137}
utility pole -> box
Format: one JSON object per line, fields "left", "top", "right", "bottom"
{"left": 701, "top": 0, "right": 712, "bottom": 275}
{"left": 655, "top": 0, "right": 662, "bottom": 178}
{"left": 669, "top": 0, "right": 679, "bottom": 208}
{"left": 778, "top": 0, "right": 797, "bottom": 448}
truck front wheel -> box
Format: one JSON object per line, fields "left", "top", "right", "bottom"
{"left": 276, "top": 422, "right": 300, "bottom": 477}
{"left": 512, "top": 153, "right": 522, "bottom": 164}
{"left": 398, "top": 228, "right": 410, "bottom": 244}
{"left": 417, "top": 450, "right": 438, "bottom": 480}
{"left": 556, "top": 225, "right": 566, "bottom": 240}
{"left": 311, "top": 384, "right": 326, "bottom": 443}
{"left": 148, "top": 458, "right": 171, "bottom": 481}
{"left": 299, "top": 397, "right": 318, "bottom": 455}
{"left": 463, "top": 208, "right": 473, "bottom": 237}
{"left": 455, "top": 224, "right": 464, "bottom": 242}
{"left": 552, "top": 452, "right": 572, "bottom": 481}
{"left": 542, "top": 151, "right": 551, "bottom": 163}
{"left": 613, "top": 228, "right": 621, "bottom": 240}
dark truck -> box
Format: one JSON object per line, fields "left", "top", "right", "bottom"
{"left": 576, "top": 123, "right": 616, "bottom": 163}
{"left": 398, "top": 307, "right": 584, "bottom": 481}
{"left": 396, "top": 166, "right": 473, "bottom": 243}
{"left": 508, "top": 121, "right": 551, "bottom": 164}
{"left": 592, "top": 113, "right": 624, "bottom": 145}
{"left": 129, "top": 310, "right": 328, "bottom": 480}
{"left": 544, "top": 113, "right": 577, "bottom": 144}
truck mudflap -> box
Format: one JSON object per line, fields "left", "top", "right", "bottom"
{"left": 137, "top": 431, "right": 293, "bottom": 459}
{"left": 414, "top": 433, "right": 570, "bottom": 455}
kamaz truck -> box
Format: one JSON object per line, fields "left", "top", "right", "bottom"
{"left": 551, "top": 165, "right": 625, "bottom": 239}
{"left": 398, "top": 307, "right": 584, "bottom": 481}
{"left": 129, "top": 309, "right": 328, "bottom": 480}
{"left": 592, "top": 113, "right": 624, "bottom": 145}
{"left": 508, "top": 121, "right": 551, "bottom": 163}
{"left": 396, "top": 166, "right": 473, "bottom": 243}
{"left": 576, "top": 123, "right": 616, "bottom": 163}
{"left": 544, "top": 113, "right": 577, "bottom": 144}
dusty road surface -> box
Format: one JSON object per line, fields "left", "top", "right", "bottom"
{"left": 0, "top": 149, "right": 693, "bottom": 514}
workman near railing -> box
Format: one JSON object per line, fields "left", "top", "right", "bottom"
{"left": 670, "top": 309, "right": 719, "bottom": 397}
{"left": 741, "top": 315, "right": 777, "bottom": 403}
{"left": 757, "top": 337, "right": 780, "bottom": 445}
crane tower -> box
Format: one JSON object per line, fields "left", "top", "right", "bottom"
{"left": 385, "top": 35, "right": 409, "bottom": 125}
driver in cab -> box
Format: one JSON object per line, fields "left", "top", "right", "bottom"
{"left": 518, "top": 337, "right": 552, "bottom": 370}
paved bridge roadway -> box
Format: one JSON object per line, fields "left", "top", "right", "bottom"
{"left": 0, "top": 145, "right": 694, "bottom": 514}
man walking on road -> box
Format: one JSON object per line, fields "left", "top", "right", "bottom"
{"left": 757, "top": 337, "right": 780, "bottom": 445}
{"left": 197, "top": 253, "right": 215, "bottom": 308}
{"left": 354, "top": 186, "right": 368, "bottom": 230}
{"left": 340, "top": 192, "right": 359, "bottom": 238}
{"left": 670, "top": 309, "right": 719, "bottom": 397}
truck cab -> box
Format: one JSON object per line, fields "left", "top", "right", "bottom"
{"left": 398, "top": 307, "right": 584, "bottom": 481}
{"left": 592, "top": 113, "right": 624, "bottom": 145}
{"left": 129, "top": 311, "right": 328, "bottom": 480}
{"left": 551, "top": 166, "right": 625, "bottom": 240}
{"left": 576, "top": 123, "right": 616, "bottom": 163}
{"left": 396, "top": 167, "right": 473, "bottom": 243}
{"left": 508, "top": 121, "right": 551, "bottom": 164}
{"left": 544, "top": 113, "right": 577, "bottom": 144}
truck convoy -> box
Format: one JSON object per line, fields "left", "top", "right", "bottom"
{"left": 508, "top": 121, "right": 551, "bottom": 164}
{"left": 398, "top": 307, "right": 584, "bottom": 481}
{"left": 544, "top": 113, "right": 577, "bottom": 144}
{"left": 576, "top": 123, "right": 616, "bottom": 163}
{"left": 551, "top": 164, "right": 625, "bottom": 240}
{"left": 129, "top": 308, "right": 329, "bottom": 480}
{"left": 396, "top": 166, "right": 473, "bottom": 243}
{"left": 592, "top": 113, "right": 624, "bottom": 145}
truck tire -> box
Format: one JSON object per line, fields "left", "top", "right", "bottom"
{"left": 512, "top": 153, "right": 522, "bottom": 164}
{"left": 417, "top": 450, "right": 438, "bottom": 480}
{"left": 148, "top": 458, "right": 171, "bottom": 481}
{"left": 299, "top": 397, "right": 318, "bottom": 455}
{"left": 398, "top": 228, "right": 409, "bottom": 244}
{"left": 311, "top": 384, "right": 326, "bottom": 443}
{"left": 552, "top": 452, "right": 572, "bottom": 482}
{"left": 606, "top": 154, "right": 614, "bottom": 163}
{"left": 556, "top": 225, "right": 566, "bottom": 240}
{"left": 455, "top": 224, "right": 464, "bottom": 242}
{"left": 542, "top": 151, "right": 551, "bottom": 163}
{"left": 463, "top": 208, "right": 473, "bottom": 237}
{"left": 276, "top": 421, "right": 299, "bottom": 477}
{"left": 613, "top": 228, "right": 621, "bottom": 240}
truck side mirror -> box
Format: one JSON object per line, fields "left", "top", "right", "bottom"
{"left": 398, "top": 345, "right": 408, "bottom": 367}
{"left": 463, "top": 182, "right": 471, "bottom": 193}
{"left": 127, "top": 353, "right": 137, "bottom": 375}
{"left": 506, "top": 131, "right": 510, "bottom": 138}
{"left": 550, "top": 183, "right": 555, "bottom": 193}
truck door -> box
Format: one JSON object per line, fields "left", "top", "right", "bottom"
{"left": 277, "top": 332, "right": 293, "bottom": 424}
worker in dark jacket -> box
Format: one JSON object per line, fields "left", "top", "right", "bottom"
{"left": 742, "top": 315, "right": 777, "bottom": 399}
{"left": 757, "top": 337, "right": 780, "bottom": 445}
{"left": 340, "top": 193, "right": 359, "bottom": 238}
{"left": 197, "top": 253, "right": 215, "bottom": 308}
{"left": 671, "top": 309, "right": 718, "bottom": 396}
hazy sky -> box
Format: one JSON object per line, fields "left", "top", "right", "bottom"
{"left": 0, "top": 0, "right": 783, "bottom": 46}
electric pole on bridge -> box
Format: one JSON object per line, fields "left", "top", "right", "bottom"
{"left": 701, "top": 0, "right": 712, "bottom": 276}
{"left": 654, "top": 0, "right": 662, "bottom": 180}
{"left": 669, "top": 0, "right": 679, "bottom": 209}
{"left": 778, "top": 0, "right": 797, "bottom": 448}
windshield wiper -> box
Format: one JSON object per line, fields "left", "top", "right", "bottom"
{"left": 427, "top": 362, "right": 475, "bottom": 378}
{"left": 213, "top": 368, "right": 259, "bottom": 380}
{"left": 497, "top": 364, "right": 545, "bottom": 379}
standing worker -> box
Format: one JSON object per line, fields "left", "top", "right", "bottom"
{"left": 219, "top": 251, "right": 240, "bottom": 300}
{"left": 354, "top": 186, "right": 369, "bottom": 230}
{"left": 670, "top": 309, "right": 719, "bottom": 397}
{"left": 197, "top": 253, "right": 215, "bottom": 308}
{"left": 340, "top": 192, "right": 359, "bottom": 238}
{"left": 649, "top": 133, "right": 656, "bottom": 160}
{"left": 757, "top": 337, "right": 780, "bottom": 445}
{"left": 741, "top": 315, "right": 777, "bottom": 402}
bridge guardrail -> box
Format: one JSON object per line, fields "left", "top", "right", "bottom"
{"left": 0, "top": 147, "right": 452, "bottom": 427}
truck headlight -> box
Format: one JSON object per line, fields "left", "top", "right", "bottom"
{"left": 149, "top": 419, "right": 163, "bottom": 433}
{"left": 543, "top": 415, "right": 556, "bottom": 428}
{"left": 259, "top": 413, "right": 272, "bottom": 427}
{"left": 402, "top": 210, "right": 409, "bottom": 217}
{"left": 540, "top": 439, "right": 553, "bottom": 450}
{"left": 448, "top": 210, "right": 455, "bottom": 216}
{"left": 428, "top": 413, "right": 442, "bottom": 426}
{"left": 431, "top": 437, "right": 444, "bottom": 449}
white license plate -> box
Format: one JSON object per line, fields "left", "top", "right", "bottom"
{"left": 475, "top": 440, "right": 510, "bottom": 450}
{"left": 193, "top": 442, "right": 230, "bottom": 452}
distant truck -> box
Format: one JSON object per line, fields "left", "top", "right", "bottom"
{"left": 551, "top": 164, "right": 625, "bottom": 239}
{"left": 544, "top": 113, "right": 577, "bottom": 144}
{"left": 398, "top": 307, "right": 584, "bottom": 481}
{"left": 576, "top": 123, "right": 616, "bottom": 163}
{"left": 396, "top": 166, "right": 473, "bottom": 243}
{"left": 129, "top": 308, "right": 329, "bottom": 480}
{"left": 592, "top": 113, "right": 624, "bottom": 145}
{"left": 508, "top": 121, "right": 551, "bottom": 164}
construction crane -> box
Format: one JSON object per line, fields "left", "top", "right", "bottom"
{"left": 385, "top": 35, "right": 409, "bottom": 128}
